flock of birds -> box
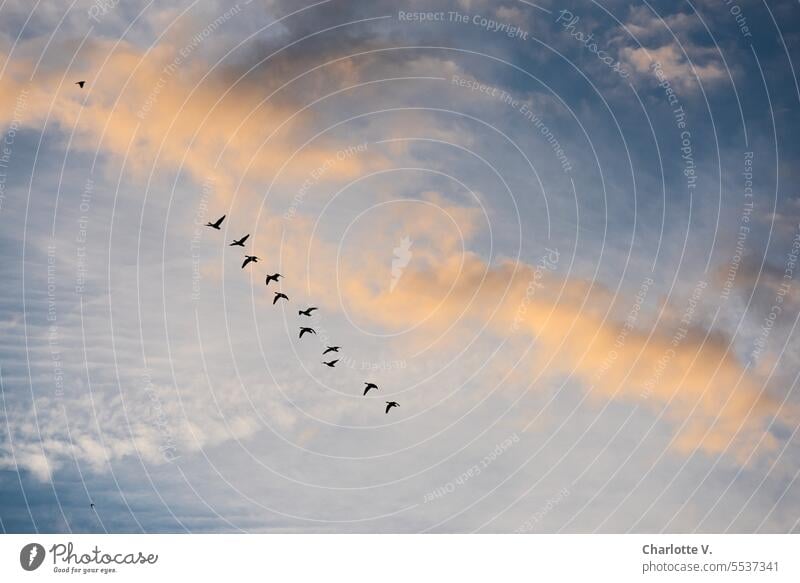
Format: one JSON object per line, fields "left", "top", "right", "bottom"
{"left": 205, "top": 214, "right": 401, "bottom": 414}
{"left": 74, "top": 78, "right": 397, "bottom": 512}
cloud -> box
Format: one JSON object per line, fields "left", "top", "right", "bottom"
{"left": 622, "top": 43, "right": 727, "bottom": 91}
{"left": 279, "top": 212, "right": 793, "bottom": 460}
{"left": 615, "top": 5, "right": 728, "bottom": 92}
{"left": 0, "top": 32, "right": 388, "bottom": 205}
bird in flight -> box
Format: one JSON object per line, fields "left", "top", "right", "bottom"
{"left": 242, "top": 255, "right": 259, "bottom": 269}
{"left": 206, "top": 215, "right": 225, "bottom": 229}
{"left": 230, "top": 234, "right": 249, "bottom": 247}
{"left": 385, "top": 401, "right": 400, "bottom": 414}
{"left": 299, "top": 327, "right": 316, "bottom": 339}
{"left": 265, "top": 273, "right": 283, "bottom": 286}
{"left": 298, "top": 307, "right": 318, "bottom": 317}
{"left": 322, "top": 346, "right": 340, "bottom": 355}
{"left": 323, "top": 359, "right": 339, "bottom": 368}
{"left": 75, "top": 80, "right": 86, "bottom": 88}
{"left": 273, "top": 292, "right": 289, "bottom": 304}
{"left": 90, "top": 503, "right": 95, "bottom": 510}
{"left": 363, "top": 382, "right": 378, "bottom": 395}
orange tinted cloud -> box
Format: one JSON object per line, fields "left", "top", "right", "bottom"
{"left": 0, "top": 34, "right": 385, "bottom": 203}
{"left": 272, "top": 206, "right": 790, "bottom": 460}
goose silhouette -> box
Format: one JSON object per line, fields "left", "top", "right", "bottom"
{"left": 385, "top": 401, "right": 400, "bottom": 414}
{"left": 323, "top": 359, "right": 339, "bottom": 368}
{"left": 206, "top": 215, "right": 225, "bottom": 229}
{"left": 363, "top": 382, "right": 378, "bottom": 395}
{"left": 241, "top": 255, "right": 259, "bottom": 269}
{"left": 298, "top": 307, "right": 318, "bottom": 316}
{"left": 273, "top": 292, "right": 289, "bottom": 304}
{"left": 230, "top": 234, "right": 249, "bottom": 247}
{"left": 299, "top": 327, "right": 316, "bottom": 338}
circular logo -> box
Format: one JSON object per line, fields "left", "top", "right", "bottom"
{"left": 19, "top": 543, "right": 46, "bottom": 571}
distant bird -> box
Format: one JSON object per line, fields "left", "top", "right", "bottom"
{"left": 323, "top": 359, "right": 339, "bottom": 368}
{"left": 230, "top": 234, "right": 249, "bottom": 247}
{"left": 206, "top": 215, "right": 225, "bottom": 229}
{"left": 273, "top": 292, "right": 289, "bottom": 304}
{"left": 242, "top": 255, "right": 259, "bottom": 269}
{"left": 322, "top": 346, "right": 340, "bottom": 355}
{"left": 298, "top": 307, "right": 318, "bottom": 317}
{"left": 385, "top": 401, "right": 400, "bottom": 414}
{"left": 90, "top": 503, "right": 95, "bottom": 510}
{"left": 265, "top": 273, "right": 283, "bottom": 286}
{"left": 75, "top": 80, "right": 86, "bottom": 88}
{"left": 363, "top": 382, "right": 378, "bottom": 396}
{"left": 299, "top": 327, "right": 316, "bottom": 339}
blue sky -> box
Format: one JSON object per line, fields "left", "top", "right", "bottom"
{"left": 1, "top": 0, "right": 800, "bottom": 533}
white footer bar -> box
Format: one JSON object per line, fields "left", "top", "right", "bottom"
{"left": 1, "top": 534, "right": 796, "bottom": 582}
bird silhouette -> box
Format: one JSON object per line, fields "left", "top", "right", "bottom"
{"left": 323, "top": 359, "right": 339, "bottom": 368}
{"left": 90, "top": 503, "right": 95, "bottom": 510}
{"left": 363, "top": 382, "right": 378, "bottom": 395}
{"left": 206, "top": 215, "right": 225, "bottom": 229}
{"left": 385, "top": 401, "right": 400, "bottom": 414}
{"left": 265, "top": 273, "right": 283, "bottom": 286}
{"left": 273, "top": 292, "right": 289, "bottom": 304}
{"left": 242, "top": 255, "right": 259, "bottom": 269}
{"left": 298, "top": 307, "right": 318, "bottom": 317}
{"left": 75, "top": 80, "right": 86, "bottom": 88}
{"left": 299, "top": 327, "right": 316, "bottom": 338}
{"left": 322, "top": 346, "right": 340, "bottom": 355}
{"left": 230, "top": 234, "right": 249, "bottom": 247}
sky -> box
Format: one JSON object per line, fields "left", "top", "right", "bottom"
{"left": 0, "top": 0, "right": 799, "bottom": 533}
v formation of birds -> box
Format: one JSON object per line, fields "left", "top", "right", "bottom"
{"left": 204, "top": 213, "right": 400, "bottom": 415}
{"left": 75, "top": 76, "right": 400, "bottom": 506}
